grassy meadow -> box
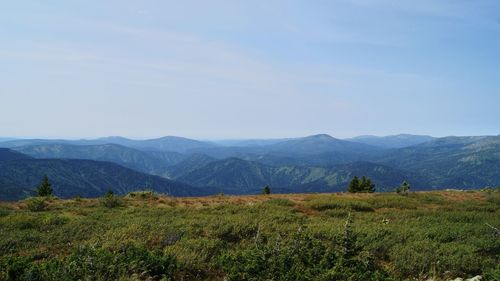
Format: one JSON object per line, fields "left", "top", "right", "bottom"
{"left": 0, "top": 190, "right": 499, "bottom": 280}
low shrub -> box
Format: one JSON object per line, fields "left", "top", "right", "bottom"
{"left": 309, "top": 199, "right": 374, "bottom": 212}
{"left": 25, "top": 197, "right": 48, "bottom": 212}
{"left": 211, "top": 221, "right": 258, "bottom": 243}
{"left": 264, "top": 198, "right": 295, "bottom": 207}
{"left": 366, "top": 194, "right": 418, "bottom": 209}
{"left": 387, "top": 239, "right": 493, "bottom": 279}
{"left": 0, "top": 207, "right": 12, "bottom": 217}
{"left": 127, "top": 190, "right": 159, "bottom": 200}
{"left": 484, "top": 264, "right": 500, "bottom": 280}
{"left": 165, "top": 237, "right": 224, "bottom": 277}
{"left": 389, "top": 240, "right": 439, "bottom": 279}
{"left": 0, "top": 244, "right": 177, "bottom": 281}
{"left": 485, "top": 193, "right": 500, "bottom": 206}
{"left": 100, "top": 191, "right": 122, "bottom": 208}
{"left": 42, "top": 214, "right": 68, "bottom": 227}
{"left": 218, "top": 227, "right": 390, "bottom": 281}
{"left": 323, "top": 209, "right": 349, "bottom": 218}
{"left": 0, "top": 256, "right": 33, "bottom": 281}
{"left": 410, "top": 193, "right": 445, "bottom": 204}
{"left": 1, "top": 191, "right": 498, "bottom": 280}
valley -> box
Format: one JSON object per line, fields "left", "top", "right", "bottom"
{"left": 1, "top": 134, "right": 499, "bottom": 200}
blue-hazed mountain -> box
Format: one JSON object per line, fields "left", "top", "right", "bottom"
{"left": 213, "top": 138, "right": 292, "bottom": 147}
{"left": 0, "top": 138, "right": 75, "bottom": 148}
{"left": 347, "top": 134, "right": 436, "bottom": 148}
{"left": 0, "top": 148, "right": 32, "bottom": 161}
{"left": 235, "top": 151, "right": 376, "bottom": 167}
{"left": 0, "top": 136, "right": 215, "bottom": 153}
{"left": 172, "top": 157, "right": 427, "bottom": 194}
{"left": 167, "top": 135, "right": 500, "bottom": 192}
{"left": 164, "top": 154, "right": 216, "bottom": 178}
{"left": 0, "top": 157, "right": 207, "bottom": 201}
{"left": 0, "top": 134, "right": 380, "bottom": 159}
{"left": 377, "top": 135, "right": 500, "bottom": 188}
{"left": 266, "top": 134, "right": 380, "bottom": 155}
{"left": 1, "top": 134, "right": 499, "bottom": 197}
{"left": 188, "top": 134, "right": 381, "bottom": 163}
{"left": 93, "top": 136, "right": 216, "bottom": 153}
{"left": 12, "top": 143, "right": 185, "bottom": 175}
{"left": 290, "top": 161, "right": 428, "bottom": 193}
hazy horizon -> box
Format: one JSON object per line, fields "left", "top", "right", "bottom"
{"left": 2, "top": 1, "right": 499, "bottom": 139}
{"left": 1, "top": 132, "right": 498, "bottom": 142}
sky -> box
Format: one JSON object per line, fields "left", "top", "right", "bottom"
{"left": 1, "top": 0, "right": 499, "bottom": 139}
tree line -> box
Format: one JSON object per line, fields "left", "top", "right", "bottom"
{"left": 347, "top": 176, "right": 375, "bottom": 193}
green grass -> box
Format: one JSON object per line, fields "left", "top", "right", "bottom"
{"left": 0, "top": 191, "right": 499, "bottom": 280}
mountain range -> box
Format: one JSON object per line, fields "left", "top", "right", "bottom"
{"left": 173, "top": 158, "right": 427, "bottom": 194}
{"left": 13, "top": 143, "right": 184, "bottom": 175}
{"left": 0, "top": 136, "right": 214, "bottom": 153}
{"left": 0, "top": 153, "right": 205, "bottom": 201}
{"left": 347, "top": 134, "right": 436, "bottom": 149}
{"left": 0, "top": 133, "right": 498, "bottom": 200}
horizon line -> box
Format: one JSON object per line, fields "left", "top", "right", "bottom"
{"left": 1, "top": 132, "right": 499, "bottom": 142}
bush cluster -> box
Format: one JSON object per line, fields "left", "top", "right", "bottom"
{"left": 395, "top": 181, "right": 411, "bottom": 195}
{"left": 348, "top": 176, "right": 375, "bottom": 193}
{"left": 218, "top": 224, "right": 390, "bottom": 281}
{"left": 25, "top": 197, "right": 48, "bottom": 212}
{"left": 100, "top": 190, "right": 122, "bottom": 208}
{"left": 1, "top": 191, "right": 498, "bottom": 280}
{"left": 127, "top": 190, "right": 159, "bottom": 200}
{"left": 0, "top": 244, "right": 176, "bottom": 281}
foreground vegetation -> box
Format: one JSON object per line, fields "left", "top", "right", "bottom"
{"left": 0, "top": 190, "right": 499, "bottom": 280}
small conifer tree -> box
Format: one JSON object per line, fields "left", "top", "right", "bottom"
{"left": 262, "top": 185, "right": 271, "bottom": 195}
{"left": 342, "top": 212, "right": 356, "bottom": 261}
{"left": 396, "top": 181, "right": 410, "bottom": 195}
{"left": 348, "top": 176, "right": 375, "bottom": 193}
{"left": 360, "top": 176, "right": 367, "bottom": 191}
{"left": 36, "top": 175, "right": 53, "bottom": 197}
{"left": 347, "top": 176, "right": 360, "bottom": 193}
{"left": 364, "top": 178, "right": 375, "bottom": 193}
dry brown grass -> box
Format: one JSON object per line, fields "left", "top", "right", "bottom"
{"left": 438, "top": 190, "right": 488, "bottom": 202}
{"left": 0, "top": 190, "right": 491, "bottom": 212}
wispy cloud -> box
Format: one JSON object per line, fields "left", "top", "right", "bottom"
{"left": 2, "top": 1, "right": 497, "bottom": 138}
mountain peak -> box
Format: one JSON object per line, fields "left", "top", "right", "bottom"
{"left": 304, "top": 134, "right": 336, "bottom": 140}
{"left": 99, "top": 136, "right": 131, "bottom": 141}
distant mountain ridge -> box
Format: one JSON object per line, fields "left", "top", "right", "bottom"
{"left": 187, "top": 134, "right": 381, "bottom": 162}
{"left": 0, "top": 157, "right": 206, "bottom": 201}
{"left": 213, "top": 138, "right": 292, "bottom": 147}
{"left": 347, "top": 134, "right": 436, "bottom": 148}
{"left": 173, "top": 157, "right": 427, "bottom": 194}
{"left": 265, "top": 134, "right": 380, "bottom": 155}
{"left": 12, "top": 143, "right": 185, "bottom": 175}
{"left": 0, "top": 136, "right": 215, "bottom": 153}
{"left": 0, "top": 148, "right": 32, "bottom": 161}
{"left": 95, "top": 136, "right": 216, "bottom": 153}
{"left": 0, "top": 133, "right": 499, "bottom": 200}
{"left": 164, "top": 154, "right": 216, "bottom": 179}
{"left": 377, "top": 135, "right": 500, "bottom": 188}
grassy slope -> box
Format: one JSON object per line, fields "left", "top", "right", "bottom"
{"left": 0, "top": 191, "right": 499, "bottom": 280}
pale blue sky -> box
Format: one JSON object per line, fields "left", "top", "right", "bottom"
{"left": 1, "top": 0, "right": 499, "bottom": 139}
